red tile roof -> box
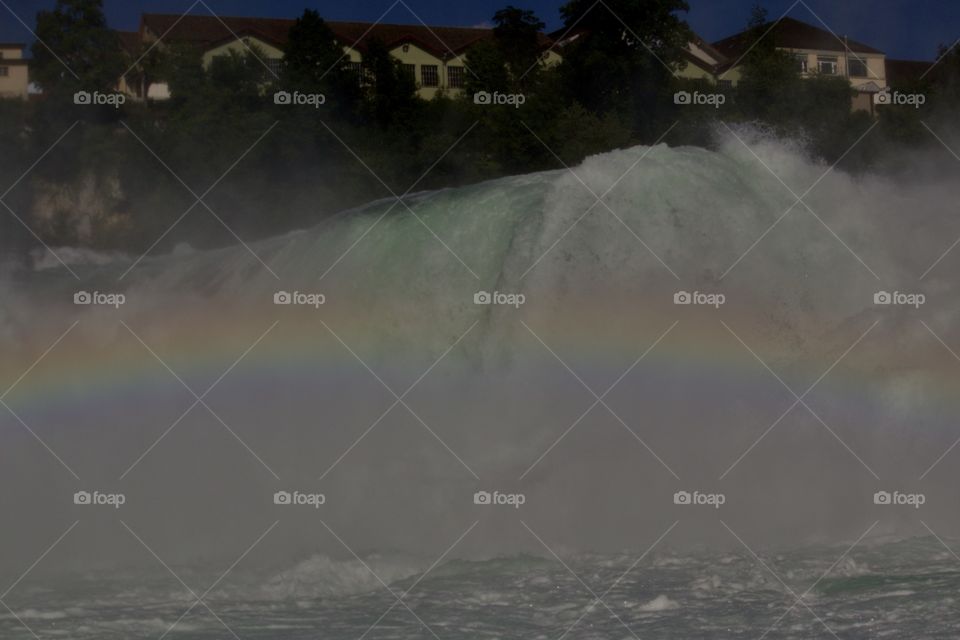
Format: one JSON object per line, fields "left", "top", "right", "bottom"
{"left": 712, "top": 17, "right": 884, "bottom": 59}
{"left": 139, "top": 14, "right": 552, "bottom": 58}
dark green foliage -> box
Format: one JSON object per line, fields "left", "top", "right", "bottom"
{"left": 282, "top": 9, "right": 360, "bottom": 115}
{"left": 558, "top": 0, "right": 692, "bottom": 115}
{"left": 31, "top": 0, "right": 124, "bottom": 94}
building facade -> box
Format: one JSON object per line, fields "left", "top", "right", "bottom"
{"left": 131, "top": 14, "right": 562, "bottom": 101}
{"left": 0, "top": 43, "right": 29, "bottom": 99}
{"left": 712, "top": 17, "right": 888, "bottom": 112}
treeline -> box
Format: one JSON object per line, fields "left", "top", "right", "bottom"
{"left": 1, "top": 0, "right": 958, "bottom": 255}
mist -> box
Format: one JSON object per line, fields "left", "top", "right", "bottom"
{"left": 3, "top": 126, "right": 960, "bottom": 592}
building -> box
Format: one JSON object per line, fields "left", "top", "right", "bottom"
{"left": 549, "top": 26, "right": 729, "bottom": 85}
{"left": 128, "top": 14, "right": 562, "bottom": 101}
{"left": 0, "top": 43, "right": 29, "bottom": 99}
{"left": 712, "top": 17, "right": 888, "bottom": 112}
{"left": 678, "top": 34, "right": 731, "bottom": 85}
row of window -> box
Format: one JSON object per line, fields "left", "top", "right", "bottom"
{"left": 794, "top": 54, "right": 869, "bottom": 77}
{"left": 347, "top": 61, "right": 465, "bottom": 89}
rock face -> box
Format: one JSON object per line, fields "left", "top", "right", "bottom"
{"left": 29, "top": 171, "right": 131, "bottom": 246}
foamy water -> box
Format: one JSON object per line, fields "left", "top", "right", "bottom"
{"left": 4, "top": 128, "right": 960, "bottom": 637}
{"left": 3, "top": 538, "right": 959, "bottom": 638}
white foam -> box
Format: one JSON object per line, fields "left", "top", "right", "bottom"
{"left": 637, "top": 595, "right": 680, "bottom": 612}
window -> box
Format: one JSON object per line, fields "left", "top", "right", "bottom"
{"left": 848, "top": 56, "right": 868, "bottom": 77}
{"left": 421, "top": 64, "right": 438, "bottom": 87}
{"left": 347, "top": 61, "right": 365, "bottom": 85}
{"left": 266, "top": 58, "right": 282, "bottom": 77}
{"left": 0, "top": 67, "right": 8, "bottom": 77}
{"left": 402, "top": 63, "right": 416, "bottom": 81}
{"left": 817, "top": 56, "right": 838, "bottom": 75}
{"left": 447, "top": 65, "right": 465, "bottom": 89}
{"left": 794, "top": 54, "right": 808, "bottom": 73}
{"left": 717, "top": 79, "right": 733, "bottom": 90}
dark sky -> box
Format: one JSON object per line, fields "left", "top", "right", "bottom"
{"left": 1, "top": 0, "right": 955, "bottom": 61}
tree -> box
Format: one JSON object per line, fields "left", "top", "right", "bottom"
{"left": 361, "top": 38, "right": 419, "bottom": 128}
{"left": 282, "top": 9, "right": 359, "bottom": 112}
{"left": 734, "top": 3, "right": 803, "bottom": 122}
{"left": 31, "top": 0, "right": 124, "bottom": 94}
{"left": 557, "top": 0, "right": 692, "bottom": 136}
{"left": 463, "top": 39, "right": 511, "bottom": 97}
{"left": 492, "top": 6, "right": 547, "bottom": 83}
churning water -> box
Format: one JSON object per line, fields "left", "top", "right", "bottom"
{"left": 3, "top": 128, "right": 960, "bottom": 638}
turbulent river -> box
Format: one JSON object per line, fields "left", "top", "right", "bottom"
{"left": 3, "top": 128, "right": 960, "bottom": 638}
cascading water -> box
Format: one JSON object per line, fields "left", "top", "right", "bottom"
{"left": 3, "top": 127, "right": 960, "bottom": 638}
